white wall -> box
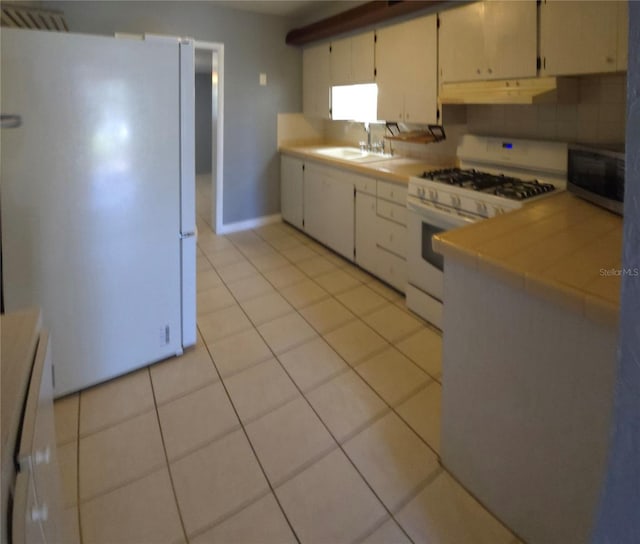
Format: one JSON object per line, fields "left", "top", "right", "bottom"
{"left": 195, "top": 73, "right": 212, "bottom": 175}
{"left": 42, "top": 0, "right": 302, "bottom": 225}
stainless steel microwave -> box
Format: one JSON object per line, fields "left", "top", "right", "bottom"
{"left": 567, "top": 144, "right": 625, "bottom": 215}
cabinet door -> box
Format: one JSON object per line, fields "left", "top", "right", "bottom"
{"left": 323, "top": 171, "right": 355, "bottom": 260}
{"left": 616, "top": 0, "right": 628, "bottom": 71}
{"left": 302, "top": 165, "right": 326, "bottom": 243}
{"left": 281, "top": 156, "right": 304, "bottom": 229}
{"left": 355, "top": 192, "right": 378, "bottom": 274}
{"left": 375, "top": 216, "right": 407, "bottom": 258}
{"left": 439, "top": 2, "right": 487, "bottom": 83}
{"left": 540, "top": 0, "right": 620, "bottom": 76}
{"left": 484, "top": 1, "right": 537, "bottom": 80}
{"left": 351, "top": 31, "right": 375, "bottom": 84}
{"left": 303, "top": 43, "right": 331, "bottom": 118}
{"left": 17, "top": 331, "right": 66, "bottom": 544}
{"left": 12, "top": 471, "right": 46, "bottom": 544}
{"left": 330, "top": 37, "right": 352, "bottom": 85}
{"left": 439, "top": 1, "right": 536, "bottom": 83}
{"left": 375, "top": 23, "right": 408, "bottom": 122}
{"left": 376, "top": 247, "right": 407, "bottom": 293}
{"left": 401, "top": 15, "right": 438, "bottom": 124}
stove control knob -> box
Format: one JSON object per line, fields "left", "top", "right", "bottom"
{"left": 428, "top": 189, "right": 438, "bottom": 201}
{"left": 450, "top": 195, "right": 461, "bottom": 208}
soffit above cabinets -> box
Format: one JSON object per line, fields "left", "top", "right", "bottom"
{"left": 286, "top": 0, "right": 448, "bottom": 46}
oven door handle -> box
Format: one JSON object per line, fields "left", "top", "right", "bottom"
{"left": 407, "top": 198, "right": 477, "bottom": 228}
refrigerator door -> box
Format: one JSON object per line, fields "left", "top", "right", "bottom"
{"left": 1, "top": 29, "right": 185, "bottom": 396}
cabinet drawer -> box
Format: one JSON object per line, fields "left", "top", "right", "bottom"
{"left": 375, "top": 247, "right": 407, "bottom": 293}
{"left": 377, "top": 180, "right": 407, "bottom": 205}
{"left": 353, "top": 174, "right": 376, "bottom": 196}
{"left": 17, "top": 330, "right": 66, "bottom": 543}
{"left": 376, "top": 216, "right": 407, "bottom": 257}
{"left": 377, "top": 199, "right": 407, "bottom": 226}
{"left": 12, "top": 471, "right": 46, "bottom": 544}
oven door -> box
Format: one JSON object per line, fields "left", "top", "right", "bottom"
{"left": 407, "top": 199, "right": 475, "bottom": 300}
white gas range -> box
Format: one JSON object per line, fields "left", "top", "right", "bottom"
{"left": 406, "top": 135, "right": 568, "bottom": 329}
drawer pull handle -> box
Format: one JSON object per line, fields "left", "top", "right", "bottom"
{"left": 31, "top": 504, "right": 48, "bottom": 522}
{"left": 34, "top": 447, "right": 51, "bottom": 465}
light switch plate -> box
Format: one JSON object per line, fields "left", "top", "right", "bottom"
{"left": 259, "top": 73, "right": 267, "bottom": 86}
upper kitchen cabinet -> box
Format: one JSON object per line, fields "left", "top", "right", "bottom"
{"left": 330, "top": 31, "right": 375, "bottom": 85}
{"left": 376, "top": 14, "right": 438, "bottom": 124}
{"left": 439, "top": 0, "right": 537, "bottom": 83}
{"left": 303, "top": 42, "right": 331, "bottom": 118}
{"left": 539, "top": 0, "right": 628, "bottom": 76}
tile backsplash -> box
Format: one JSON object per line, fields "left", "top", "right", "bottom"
{"left": 323, "top": 118, "right": 466, "bottom": 166}
{"left": 299, "top": 73, "right": 626, "bottom": 164}
{"left": 466, "top": 74, "right": 626, "bottom": 145}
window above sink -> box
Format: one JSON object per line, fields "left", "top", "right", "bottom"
{"left": 331, "top": 83, "right": 378, "bottom": 122}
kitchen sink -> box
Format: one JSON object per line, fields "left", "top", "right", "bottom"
{"left": 315, "top": 147, "right": 394, "bottom": 163}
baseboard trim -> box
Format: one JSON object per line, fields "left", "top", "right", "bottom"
{"left": 217, "top": 213, "right": 282, "bottom": 234}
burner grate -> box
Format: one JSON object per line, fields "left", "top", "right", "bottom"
{"left": 420, "top": 168, "right": 556, "bottom": 200}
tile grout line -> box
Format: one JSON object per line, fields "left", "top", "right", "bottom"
{"left": 76, "top": 404, "right": 159, "bottom": 441}
{"left": 229, "top": 227, "right": 443, "bottom": 460}
{"left": 153, "top": 374, "right": 220, "bottom": 410}
{"left": 146, "top": 367, "right": 190, "bottom": 544}
{"left": 256, "top": 228, "right": 443, "bottom": 459}
{"left": 214, "top": 229, "right": 418, "bottom": 544}
{"left": 207, "top": 215, "right": 511, "bottom": 538}
{"left": 203, "top": 226, "right": 443, "bottom": 463}
{"left": 187, "top": 488, "right": 275, "bottom": 541}
{"left": 430, "top": 454, "right": 522, "bottom": 541}
{"left": 195, "top": 323, "right": 303, "bottom": 544}
{"left": 75, "top": 393, "right": 84, "bottom": 544}
{"left": 198, "top": 225, "right": 443, "bottom": 541}
{"left": 389, "top": 466, "right": 444, "bottom": 522}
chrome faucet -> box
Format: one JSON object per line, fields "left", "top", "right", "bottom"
{"left": 364, "top": 122, "right": 372, "bottom": 150}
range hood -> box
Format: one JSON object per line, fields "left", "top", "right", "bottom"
{"left": 439, "top": 77, "right": 578, "bottom": 105}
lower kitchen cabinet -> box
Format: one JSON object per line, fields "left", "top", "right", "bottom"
{"left": 355, "top": 182, "right": 408, "bottom": 293}
{"left": 2, "top": 309, "right": 67, "bottom": 544}
{"left": 303, "top": 163, "right": 355, "bottom": 260}
{"left": 355, "top": 192, "right": 378, "bottom": 274}
{"left": 376, "top": 215, "right": 407, "bottom": 259}
{"left": 374, "top": 246, "right": 407, "bottom": 293}
{"left": 281, "top": 153, "right": 408, "bottom": 292}
{"left": 280, "top": 155, "right": 304, "bottom": 229}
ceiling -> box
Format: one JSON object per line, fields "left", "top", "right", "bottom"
{"left": 210, "top": 1, "right": 326, "bottom": 18}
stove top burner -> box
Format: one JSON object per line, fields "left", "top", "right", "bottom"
{"left": 419, "top": 168, "right": 556, "bottom": 200}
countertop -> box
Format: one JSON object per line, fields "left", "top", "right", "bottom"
{"left": 279, "top": 144, "right": 447, "bottom": 185}
{"left": 433, "top": 192, "right": 623, "bottom": 327}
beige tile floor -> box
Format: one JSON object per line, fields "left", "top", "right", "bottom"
{"left": 53, "top": 177, "right": 522, "bottom": 544}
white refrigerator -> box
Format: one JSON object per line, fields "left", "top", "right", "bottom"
{"left": 1, "top": 28, "right": 197, "bottom": 397}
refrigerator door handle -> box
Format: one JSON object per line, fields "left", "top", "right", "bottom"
{"left": 1, "top": 114, "right": 22, "bottom": 128}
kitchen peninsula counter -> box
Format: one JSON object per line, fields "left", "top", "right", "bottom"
{"left": 279, "top": 144, "right": 447, "bottom": 185}
{"left": 435, "top": 191, "right": 621, "bottom": 544}
{"left": 433, "top": 192, "right": 623, "bottom": 326}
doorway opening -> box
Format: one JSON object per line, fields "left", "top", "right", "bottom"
{"left": 194, "top": 41, "right": 224, "bottom": 234}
